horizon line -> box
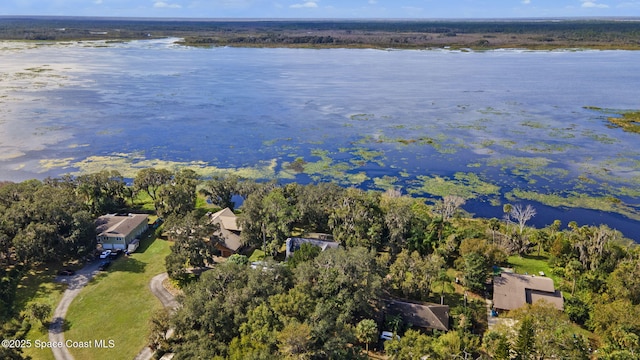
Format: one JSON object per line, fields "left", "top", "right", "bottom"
{"left": 2, "top": 15, "right": 640, "bottom": 22}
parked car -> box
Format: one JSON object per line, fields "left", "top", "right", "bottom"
{"left": 109, "top": 249, "right": 122, "bottom": 258}
{"left": 99, "top": 250, "right": 111, "bottom": 259}
{"left": 57, "top": 269, "right": 76, "bottom": 276}
{"left": 380, "top": 331, "right": 400, "bottom": 341}
{"left": 98, "top": 260, "right": 111, "bottom": 271}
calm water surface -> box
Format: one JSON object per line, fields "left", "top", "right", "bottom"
{"left": 1, "top": 39, "right": 639, "bottom": 238}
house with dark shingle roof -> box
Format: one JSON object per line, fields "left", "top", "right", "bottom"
{"left": 384, "top": 299, "right": 450, "bottom": 332}
{"left": 210, "top": 208, "right": 243, "bottom": 257}
{"left": 493, "top": 272, "right": 564, "bottom": 311}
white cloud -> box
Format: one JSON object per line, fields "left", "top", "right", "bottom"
{"left": 154, "top": 1, "right": 182, "bottom": 8}
{"left": 522, "top": 0, "right": 531, "bottom": 4}
{"left": 369, "top": 0, "right": 377, "bottom": 4}
{"left": 94, "top": 0, "right": 103, "bottom": 4}
{"left": 581, "top": 0, "right": 609, "bottom": 8}
{"left": 290, "top": 1, "right": 318, "bottom": 8}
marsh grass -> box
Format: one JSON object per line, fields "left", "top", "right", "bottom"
{"left": 507, "top": 189, "right": 640, "bottom": 221}
{"left": 607, "top": 111, "right": 640, "bottom": 134}
{"left": 409, "top": 172, "right": 500, "bottom": 199}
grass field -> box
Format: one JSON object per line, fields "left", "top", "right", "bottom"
{"left": 14, "top": 266, "right": 67, "bottom": 360}
{"left": 64, "top": 233, "right": 171, "bottom": 360}
{"left": 507, "top": 254, "right": 559, "bottom": 285}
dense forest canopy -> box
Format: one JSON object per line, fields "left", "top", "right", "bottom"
{"left": 1, "top": 17, "right": 639, "bottom": 49}
{"left": 2, "top": 169, "right": 639, "bottom": 359}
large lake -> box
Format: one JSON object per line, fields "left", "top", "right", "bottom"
{"left": 1, "top": 38, "right": 639, "bottom": 239}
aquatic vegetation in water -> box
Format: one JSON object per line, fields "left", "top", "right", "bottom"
{"left": 39, "top": 158, "right": 75, "bottom": 170}
{"left": 580, "top": 129, "right": 617, "bottom": 144}
{"left": 507, "top": 189, "right": 640, "bottom": 221}
{"left": 408, "top": 172, "right": 500, "bottom": 200}
{"left": 585, "top": 106, "right": 640, "bottom": 134}
{"left": 607, "top": 111, "right": 640, "bottom": 134}
{"left": 520, "top": 141, "right": 575, "bottom": 154}
{"left": 373, "top": 175, "right": 399, "bottom": 191}
{"left": 53, "top": 154, "right": 279, "bottom": 179}
{"left": 349, "top": 113, "right": 374, "bottom": 121}
{"left": 521, "top": 120, "right": 547, "bottom": 129}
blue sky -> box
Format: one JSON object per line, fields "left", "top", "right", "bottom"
{"left": 1, "top": 0, "right": 639, "bottom": 18}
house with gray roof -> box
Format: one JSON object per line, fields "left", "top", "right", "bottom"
{"left": 384, "top": 299, "right": 450, "bottom": 332}
{"left": 210, "top": 208, "right": 243, "bottom": 257}
{"left": 493, "top": 272, "right": 564, "bottom": 311}
{"left": 96, "top": 213, "right": 148, "bottom": 250}
{"left": 285, "top": 237, "right": 339, "bottom": 258}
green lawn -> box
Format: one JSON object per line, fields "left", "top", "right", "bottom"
{"left": 14, "top": 266, "right": 67, "bottom": 360}
{"left": 507, "top": 254, "right": 559, "bottom": 285}
{"left": 64, "top": 233, "right": 171, "bottom": 360}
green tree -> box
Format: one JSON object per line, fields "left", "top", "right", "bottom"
{"left": 164, "top": 212, "right": 216, "bottom": 282}
{"left": 462, "top": 252, "right": 489, "bottom": 293}
{"left": 565, "top": 259, "right": 584, "bottom": 296}
{"left": 514, "top": 316, "right": 535, "bottom": 360}
{"left": 607, "top": 259, "right": 640, "bottom": 304}
{"left": 172, "top": 262, "right": 292, "bottom": 358}
{"left": 200, "top": 175, "right": 241, "bottom": 211}
{"left": 294, "top": 182, "right": 343, "bottom": 234}
{"left": 483, "top": 331, "right": 511, "bottom": 360}
{"left": 277, "top": 321, "right": 313, "bottom": 359}
{"left": 133, "top": 167, "right": 173, "bottom": 203}
{"left": 148, "top": 308, "right": 172, "bottom": 353}
{"left": 228, "top": 254, "right": 249, "bottom": 266}
{"left": 431, "top": 330, "right": 480, "bottom": 360}
{"left": 389, "top": 249, "right": 445, "bottom": 300}
{"left": 380, "top": 190, "right": 415, "bottom": 255}
{"left": 24, "top": 301, "right": 51, "bottom": 327}
{"left": 155, "top": 169, "right": 200, "bottom": 218}
{"left": 287, "top": 242, "right": 321, "bottom": 269}
{"left": 239, "top": 186, "right": 298, "bottom": 256}
{"left": 355, "top": 319, "right": 378, "bottom": 353}
{"left": 328, "top": 188, "right": 383, "bottom": 249}
{"left": 384, "top": 329, "right": 433, "bottom": 360}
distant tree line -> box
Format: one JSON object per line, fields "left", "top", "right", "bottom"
{"left": 1, "top": 18, "right": 639, "bottom": 49}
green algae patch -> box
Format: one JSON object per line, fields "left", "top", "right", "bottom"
{"left": 507, "top": 189, "right": 640, "bottom": 221}
{"left": 54, "top": 154, "right": 279, "bottom": 179}
{"left": 607, "top": 111, "right": 640, "bottom": 134}
{"left": 408, "top": 172, "right": 500, "bottom": 199}
{"left": 39, "top": 157, "right": 75, "bottom": 170}
{"left": 585, "top": 106, "right": 640, "bottom": 134}
{"left": 487, "top": 155, "right": 553, "bottom": 171}
{"left": 486, "top": 155, "right": 570, "bottom": 182}
{"left": 285, "top": 148, "right": 371, "bottom": 186}
{"left": 373, "top": 175, "right": 399, "bottom": 191}
{"left": 520, "top": 141, "right": 575, "bottom": 154}
{"left": 349, "top": 113, "right": 375, "bottom": 121}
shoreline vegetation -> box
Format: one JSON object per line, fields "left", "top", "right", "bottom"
{"left": 1, "top": 17, "right": 640, "bottom": 50}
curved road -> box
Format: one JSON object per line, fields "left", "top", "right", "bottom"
{"left": 48, "top": 260, "right": 102, "bottom": 360}
{"left": 133, "top": 273, "right": 178, "bottom": 360}
{"left": 49, "top": 269, "right": 177, "bottom": 360}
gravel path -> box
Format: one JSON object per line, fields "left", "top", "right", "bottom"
{"left": 133, "top": 273, "right": 178, "bottom": 360}
{"left": 49, "top": 266, "right": 178, "bottom": 360}
{"left": 48, "top": 260, "right": 102, "bottom": 360}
